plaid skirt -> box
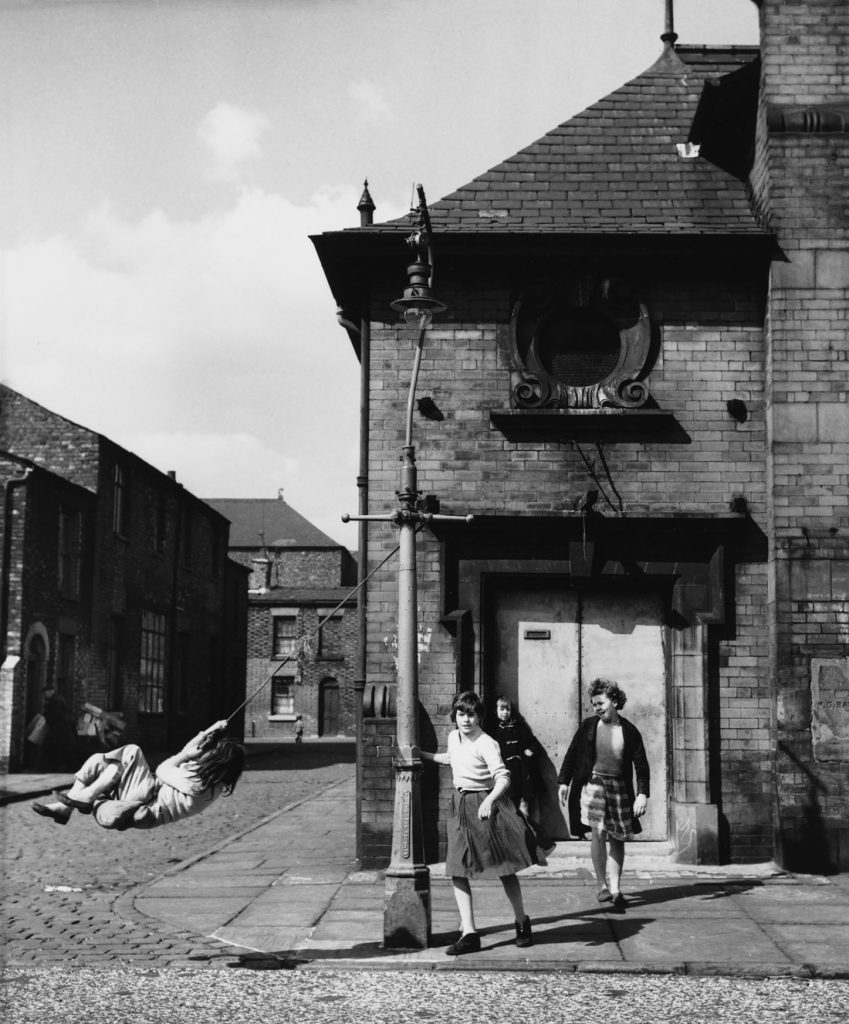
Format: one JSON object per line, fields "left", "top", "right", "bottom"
{"left": 579, "top": 774, "right": 635, "bottom": 841}
{"left": 445, "top": 790, "right": 539, "bottom": 879}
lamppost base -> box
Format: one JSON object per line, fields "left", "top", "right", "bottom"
{"left": 384, "top": 868, "right": 431, "bottom": 950}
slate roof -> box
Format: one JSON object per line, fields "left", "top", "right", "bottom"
{"left": 360, "top": 45, "right": 765, "bottom": 237}
{"left": 205, "top": 498, "right": 340, "bottom": 549}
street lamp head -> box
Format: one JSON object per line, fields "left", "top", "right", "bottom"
{"left": 391, "top": 260, "right": 446, "bottom": 326}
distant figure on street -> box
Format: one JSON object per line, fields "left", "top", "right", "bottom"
{"left": 421, "top": 690, "right": 540, "bottom": 955}
{"left": 32, "top": 720, "right": 244, "bottom": 831}
{"left": 294, "top": 715, "right": 304, "bottom": 743}
{"left": 558, "top": 678, "right": 649, "bottom": 911}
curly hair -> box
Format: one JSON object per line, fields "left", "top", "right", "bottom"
{"left": 192, "top": 738, "right": 245, "bottom": 795}
{"left": 450, "top": 689, "right": 486, "bottom": 723}
{"left": 588, "top": 677, "right": 627, "bottom": 710}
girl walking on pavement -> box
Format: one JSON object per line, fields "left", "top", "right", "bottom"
{"left": 557, "top": 678, "right": 649, "bottom": 910}
{"left": 32, "top": 720, "right": 244, "bottom": 831}
{"left": 421, "top": 690, "right": 540, "bottom": 955}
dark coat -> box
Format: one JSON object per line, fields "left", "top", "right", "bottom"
{"left": 557, "top": 715, "right": 650, "bottom": 838}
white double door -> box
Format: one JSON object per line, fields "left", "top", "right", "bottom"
{"left": 490, "top": 583, "right": 668, "bottom": 841}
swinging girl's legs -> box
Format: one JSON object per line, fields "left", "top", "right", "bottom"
{"left": 66, "top": 754, "right": 123, "bottom": 804}
{"left": 450, "top": 877, "right": 477, "bottom": 935}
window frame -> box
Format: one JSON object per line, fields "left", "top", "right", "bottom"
{"left": 139, "top": 610, "right": 167, "bottom": 715}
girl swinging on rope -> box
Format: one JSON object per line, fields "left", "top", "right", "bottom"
{"left": 32, "top": 720, "right": 244, "bottom": 831}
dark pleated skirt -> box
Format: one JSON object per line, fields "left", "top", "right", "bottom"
{"left": 445, "top": 789, "right": 539, "bottom": 879}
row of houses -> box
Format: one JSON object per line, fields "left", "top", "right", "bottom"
{"left": 0, "top": 385, "right": 358, "bottom": 772}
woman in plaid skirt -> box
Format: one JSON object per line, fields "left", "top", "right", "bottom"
{"left": 557, "top": 679, "right": 650, "bottom": 911}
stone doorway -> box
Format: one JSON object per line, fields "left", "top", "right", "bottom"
{"left": 486, "top": 579, "right": 668, "bottom": 842}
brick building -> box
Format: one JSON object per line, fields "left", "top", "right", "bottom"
{"left": 0, "top": 386, "right": 248, "bottom": 771}
{"left": 313, "top": 0, "right": 849, "bottom": 871}
{"left": 205, "top": 496, "right": 358, "bottom": 740}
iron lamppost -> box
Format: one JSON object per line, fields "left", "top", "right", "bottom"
{"left": 344, "top": 186, "right": 470, "bottom": 948}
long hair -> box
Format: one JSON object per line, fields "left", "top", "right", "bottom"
{"left": 192, "top": 738, "right": 245, "bottom": 795}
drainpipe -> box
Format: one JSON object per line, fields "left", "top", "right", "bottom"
{"left": 1, "top": 467, "right": 33, "bottom": 665}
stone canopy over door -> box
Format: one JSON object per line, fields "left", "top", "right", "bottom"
{"left": 433, "top": 512, "right": 764, "bottom": 864}
{"left": 486, "top": 578, "right": 668, "bottom": 841}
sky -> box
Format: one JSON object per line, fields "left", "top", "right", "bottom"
{"left": 0, "top": 0, "right": 759, "bottom": 546}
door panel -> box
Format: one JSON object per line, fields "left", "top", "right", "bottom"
{"left": 488, "top": 580, "right": 668, "bottom": 841}
{"left": 491, "top": 586, "right": 578, "bottom": 839}
{"left": 581, "top": 593, "right": 667, "bottom": 840}
{"left": 518, "top": 621, "right": 579, "bottom": 837}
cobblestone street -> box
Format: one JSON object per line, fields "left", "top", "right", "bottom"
{"left": 3, "top": 741, "right": 849, "bottom": 1023}
{"left": 1, "top": 743, "right": 355, "bottom": 967}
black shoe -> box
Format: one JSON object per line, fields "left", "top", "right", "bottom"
{"left": 446, "top": 932, "right": 481, "bottom": 956}
{"left": 611, "top": 893, "right": 627, "bottom": 912}
{"left": 515, "top": 916, "right": 533, "bottom": 948}
{"left": 32, "top": 802, "right": 71, "bottom": 825}
{"left": 54, "top": 791, "right": 92, "bottom": 814}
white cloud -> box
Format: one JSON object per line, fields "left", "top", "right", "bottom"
{"left": 3, "top": 184, "right": 407, "bottom": 545}
{"left": 121, "top": 431, "right": 300, "bottom": 496}
{"left": 348, "top": 80, "right": 394, "bottom": 122}
{"left": 197, "top": 103, "right": 272, "bottom": 181}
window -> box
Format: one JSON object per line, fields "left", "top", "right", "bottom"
{"left": 58, "top": 506, "right": 80, "bottom": 598}
{"left": 112, "top": 464, "right": 127, "bottom": 536}
{"left": 318, "top": 608, "right": 344, "bottom": 658}
{"left": 272, "top": 615, "right": 298, "bottom": 658}
{"left": 271, "top": 679, "right": 294, "bottom": 716}
{"left": 106, "top": 616, "right": 124, "bottom": 709}
{"left": 139, "top": 610, "right": 167, "bottom": 714}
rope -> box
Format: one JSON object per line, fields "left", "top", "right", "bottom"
{"left": 226, "top": 540, "right": 401, "bottom": 723}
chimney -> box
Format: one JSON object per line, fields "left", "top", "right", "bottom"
{"left": 249, "top": 556, "right": 271, "bottom": 594}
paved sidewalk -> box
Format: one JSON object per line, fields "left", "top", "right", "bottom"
{"left": 5, "top": 770, "right": 848, "bottom": 977}
{"left": 130, "top": 777, "right": 849, "bottom": 978}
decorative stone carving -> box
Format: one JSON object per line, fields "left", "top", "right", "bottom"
{"left": 510, "top": 275, "right": 653, "bottom": 410}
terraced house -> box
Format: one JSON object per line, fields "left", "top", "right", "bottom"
{"left": 313, "top": 0, "right": 849, "bottom": 872}
{"left": 0, "top": 386, "right": 248, "bottom": 770}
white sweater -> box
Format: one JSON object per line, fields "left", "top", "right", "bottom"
{"left": 447, "top": 729, "right": 510, "bottom": 792}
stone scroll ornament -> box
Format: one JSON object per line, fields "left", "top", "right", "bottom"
{"left": 510, "top": 276, "right": 653, "bottom": 410}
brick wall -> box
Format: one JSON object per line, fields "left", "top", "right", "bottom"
{"left": 758, "top": 0, "right": 849, "bottom": 870}
{"left": 231, "top": 548, "right": 350, "bottom": 590}
{"left": 244, "top": 600, "right": 358, "bottom": 741}
{"left": 360, "top": 261, "right": 773, "bottom": 863}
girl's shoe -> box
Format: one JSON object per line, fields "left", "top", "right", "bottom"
{"left": 445, "top": 932, "right": 481, "bottom": 956}
{"left": 54, "top": 791, "right": 93, "bottom": 814}
{"left": 32, "top": 802, "right": 71, "bottom": 825}
{"left": 515, "top": 916, "right": 533, "bottom": 947}
{"left": 597, "top": 886, "right": 612, "bottom": 902}
{"left": 610, "top": 893, "right": 628, "bottom": 912}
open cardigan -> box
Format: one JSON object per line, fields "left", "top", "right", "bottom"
{"left": 557, "top": 715, "right": 650, "bottom": 838}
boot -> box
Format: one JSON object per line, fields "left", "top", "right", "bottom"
{"left": 515, "top": 915, "right": 533, "bottom": 948}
